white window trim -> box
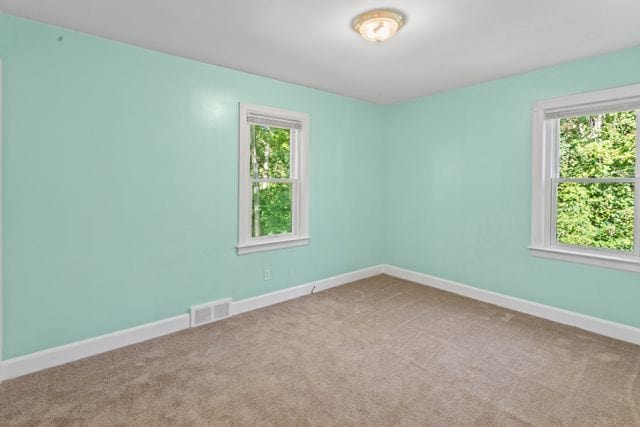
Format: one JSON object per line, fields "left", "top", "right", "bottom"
{"left": 237, "top": 103, "right": 310, "bottom": 255}
{"left": 0, "top": 60, "right": 4, "bottom": 365}
{"left": 530, "top": 83, "right": 640, "bottom": 273}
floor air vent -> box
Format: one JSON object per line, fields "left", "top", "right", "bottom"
{"left": 190, "top": 298, "right": 232, "bottom": 327}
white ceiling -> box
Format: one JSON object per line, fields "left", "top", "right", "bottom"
{"left": 1, "top": 0, "right": 640, "bottom": 104}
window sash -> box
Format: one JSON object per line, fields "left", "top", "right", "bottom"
{"left": 550, "top": 179, "right": 637, "bottom": 255}
{"left": 635, "top": 111, "right": 640, "bottom": 257}
{"left": 548, "top": 112, "right": 640, "bottom": 257}
{"left": 248, "top": 122, "right": 298, "bottom": 239}
{"left": 555, "top": 177, "right": 636, "bottom": 183}
{"left": 250, "top": 126, "right": 296, "bottom": 180}
{"left": 250, "top": 179, "right": 298, "bottom": 240}
{"left": 251, "top": 178, "right": 296, "bottom": 184}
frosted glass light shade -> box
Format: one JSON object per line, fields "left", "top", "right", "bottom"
{"left": 352, "top": 9, "right": 405, "bottom": 43}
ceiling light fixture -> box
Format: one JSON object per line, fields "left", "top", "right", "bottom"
{"left": 352, "top": 9, "right": 405, "bottom": 43}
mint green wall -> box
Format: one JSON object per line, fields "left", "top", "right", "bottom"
{"left": 0, "top": 14, "right": 386, "bottom": 359}
{"left": 2, "top": 13, "right": 640, "bottom": 361}
{"left": 385, "top": 46, "right": 640, "bottom": 328}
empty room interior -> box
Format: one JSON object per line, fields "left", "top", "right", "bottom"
{"left": 1, "top": 0, "right": 640, "bottom": 425}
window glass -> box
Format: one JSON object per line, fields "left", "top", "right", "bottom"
{"left": 251, "top": 182, "right": 293, "bottom": 237}
{"left": 556, "top": 111, "right": 636, "bottom": 252}
{"left": 250, "top": 125, "right": 291, "bottom": 179}
{"left": 556, "top": 182, "right": 634, "bottom": 252}
{"left": 559, "top": 112, "right": 636, "bottom": 179}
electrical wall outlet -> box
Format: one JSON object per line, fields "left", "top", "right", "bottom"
{"left": 263, "top": 268, "right": 271, "bottom": 281}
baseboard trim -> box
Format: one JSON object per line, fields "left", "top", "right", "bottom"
{"left": 381, "top": 264, "right": 640, "bottom": 346}
{"left": 3, "top": 263, "right": 636, "bottom": 381}
{"left": 0, "top": 264, "right": 384, "bottom": 381}
{"left": 0, "top": 314, "right": 191, "bottom": 381}
{"left": 231, "top": 264, "right": 385, "bottom": 316}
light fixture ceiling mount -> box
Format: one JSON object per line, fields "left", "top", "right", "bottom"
{"left": 352, "top": 9, "right": 406, "bottom": 43}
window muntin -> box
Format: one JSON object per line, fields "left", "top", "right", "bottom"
{"left": 552, "top": 112, "right": 637, "bottom": 253}
{"left": 530, "top": 84, "right": 640, "bottom": 272}
{"left": 238, "top": 104, "right": 309, "bottom": 255}
{"left": 250, "top": 125, "right": 295, "bottom": 238}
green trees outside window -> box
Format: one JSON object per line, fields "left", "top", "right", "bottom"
{"left": 250, "top": 125, "right": 293, "bottom": 237}
{"left": 556, "top": 111, "right": 636, "bottom": 251}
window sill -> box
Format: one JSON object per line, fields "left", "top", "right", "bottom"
{"left": 237, "top": 236, "right": 310, "bottom": 255}
{"left": 529, "top": 246, "right": 640, "bottom": 273}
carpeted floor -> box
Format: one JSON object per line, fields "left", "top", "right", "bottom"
{"left": 1, "top": 274, "right": 639, "bottom": 426}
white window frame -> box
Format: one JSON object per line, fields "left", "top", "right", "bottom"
{"left": 237, "top": 103, "right": 310, "bottom": 255}
{"left": 530, "top": 83, "right": 640, "bottom": 273}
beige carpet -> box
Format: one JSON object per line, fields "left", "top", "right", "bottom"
{"left": 1, "top": 274, "right": 639, "bottom": 426}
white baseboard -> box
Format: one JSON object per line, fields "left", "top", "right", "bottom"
{"left": 0, "top": 314, "right": 190, "bottom": 381}
{"left": 2, "top": 263, "right": 637, "bottom": 382}
{"left": 381, "top": 264, "right": 640, "bottom": 346}
{"left": 0, "top": 264, "right": 384, "bottom": 382}
{"left": 231, "top": 264, "right": 385, "bottom": 315}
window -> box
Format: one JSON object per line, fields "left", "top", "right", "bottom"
{"left": 530, "top": 84, "right": 640, "bottom": 272}
{"left": 237, "top": 103, "right": 309, "bottom": 255}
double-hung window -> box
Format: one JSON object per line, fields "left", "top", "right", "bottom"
{"left": 531, "top": 84, "right": 640, "bottom": 272}
{"left": 237, "top": 103, "right": 309, "bottom": 255}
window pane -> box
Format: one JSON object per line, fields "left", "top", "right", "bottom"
{"left": 250, "top": 125, "right": 291, "bottom": 179}
{"left": 556, "top": 182, "right": 634, "bottom": 252}
{"left": 559, "top": 111, "right": 636, "bottom": 178}
{"left": 252, "top": 182, "right": 292, "bottom": 237}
